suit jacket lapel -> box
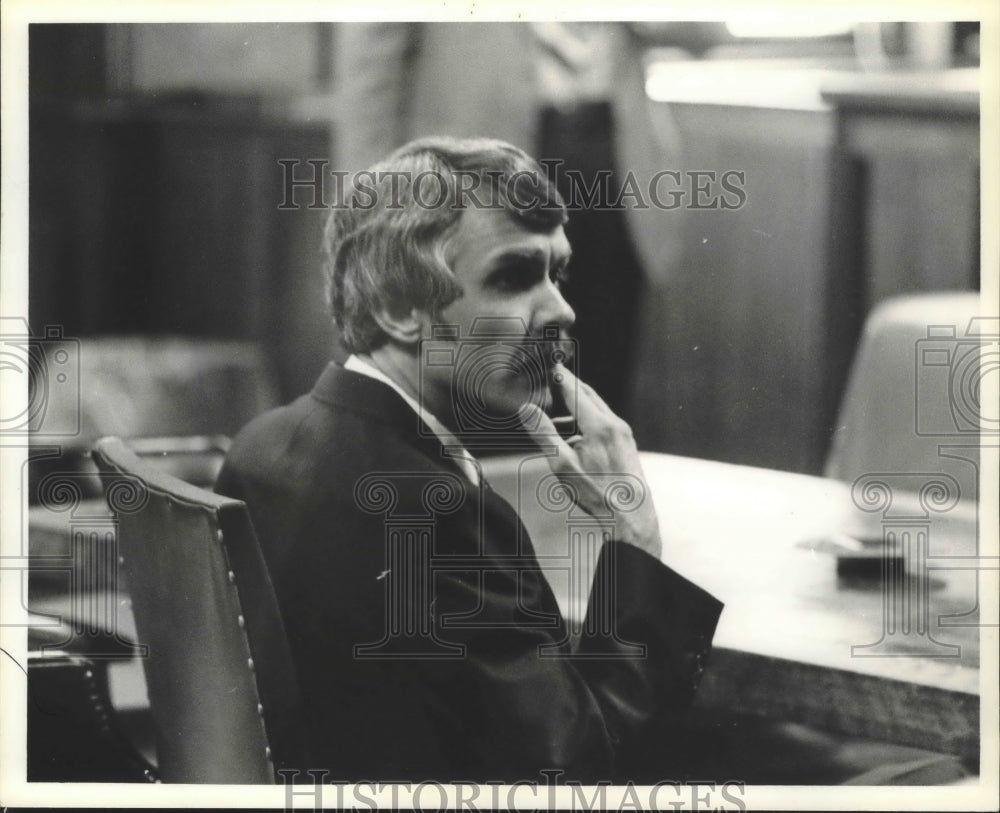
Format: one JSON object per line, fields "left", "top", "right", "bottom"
{"left": 310, "top": 362, "right": 472, "bottom": 483}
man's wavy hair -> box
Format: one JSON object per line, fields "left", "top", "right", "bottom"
{"left": 324, "top": 136, "right": 568, "bottom": 353}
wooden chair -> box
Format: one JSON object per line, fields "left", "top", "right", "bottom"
{"left": 92, "top": 437, "right": 311, "bottom": 783}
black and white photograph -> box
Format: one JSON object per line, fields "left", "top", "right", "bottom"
{"left": 1, "top": 1, "right": 997, "bottom": 809}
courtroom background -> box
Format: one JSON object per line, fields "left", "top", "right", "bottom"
{"left": 28, "top": 21, "right": 982, "bottom": 473}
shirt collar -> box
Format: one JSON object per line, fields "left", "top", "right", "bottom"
{"left": 343, "top": 355, "right": 481, "bottom": 486}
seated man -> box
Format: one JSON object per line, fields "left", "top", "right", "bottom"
{"left": 216, "top": 137, "right": 722, "bottom": 783}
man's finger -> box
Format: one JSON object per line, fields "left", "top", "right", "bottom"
{"left": 550, "top": 364, "right": 608, "bottom": 431}
{"left": 518, "top": 402, "right": 580, "bottom": 473}
{"left": 573, "top": 375, "right": 614, "bottom": 416}
{"left": 582, "top": 384, "right": 614, "bottom": 416}
{"left": 555, "top": 363, "right": 614, "bottom": 416}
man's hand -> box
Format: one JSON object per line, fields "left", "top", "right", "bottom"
{"left": 519, "top": 365, "right": 663, "bottom": 560}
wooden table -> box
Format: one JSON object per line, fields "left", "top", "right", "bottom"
{"left": 481, "top": 451, "right": 983, "bottom": 762}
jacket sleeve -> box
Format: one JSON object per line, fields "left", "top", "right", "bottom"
{"left": 422, "top": 534, "right": 723, "bottom": 783}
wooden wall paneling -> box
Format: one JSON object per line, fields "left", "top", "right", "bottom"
{"left": 30, "top": 106, "right": 159, "bottom": 335}
{"left": 264, "top": 128, "right": 337, "bottom": 401}
{"left": 818, "top": 140, "right": 868, "bottom": 474}
{"left": 639, "top": 103, "right": 837, "bottom": 473}
{"left": 862, "top": 129, "right": 980, "bottom": 303}
{"left": 30, "top": 95, "right": 336, "bottom": 401}
{"left": 29, "top": 106, "right": 78, "bottom": 334}
{"left": 822, "top": 75, "right": 980, "bottom": 310}
{"left": 147, "top": 115, "right": 270, "bottom": 337}
{"left": 144, "top": 110, "right": 335, "bottom": 400}
{"left": 81, "top": 115, "right": 161, "bottom": 336}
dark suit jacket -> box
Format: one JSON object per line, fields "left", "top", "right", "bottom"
{"left": 216, "top": 363, "right": 722, "bottom": 783}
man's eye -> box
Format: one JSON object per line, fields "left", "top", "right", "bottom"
{"left": 491, "top": 266, "right": 536, "bottom": 292}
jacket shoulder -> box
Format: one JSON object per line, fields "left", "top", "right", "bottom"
{"left": 220, "top": 389, "right": 449, "bottom": 497}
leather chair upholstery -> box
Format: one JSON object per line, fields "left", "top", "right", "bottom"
{"left": 92, "top": 437, "right": 310, "bottom": 783}
{"left": 28, "top": 652, "right": 157, "bottom": 783}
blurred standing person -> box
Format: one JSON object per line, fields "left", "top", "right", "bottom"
{"left": 334, "top": 21, "right": 694, "bottom": 417}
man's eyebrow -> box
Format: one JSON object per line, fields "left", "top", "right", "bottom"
{"left": 485, "top": 247, "right": 548, "bottom": 268}
{"left": 485, "top": 246, "right": 573, "bottom": 269}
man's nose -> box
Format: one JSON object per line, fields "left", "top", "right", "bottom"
{"left": 534, "top": 282, "right": 576, "bottom": 333}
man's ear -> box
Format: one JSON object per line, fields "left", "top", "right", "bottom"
{"left": 371, "top": 307, "right": 430, "bottom": 346}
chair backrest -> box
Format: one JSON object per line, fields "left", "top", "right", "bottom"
{"left": 825, "top": 292, "right": 983, "bottom": 503}
{"left": 92, "top": 436, "right": 309, "bottom": 783}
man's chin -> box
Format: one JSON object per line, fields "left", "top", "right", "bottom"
{"left": 475, "top": 379, "right": 552, "bottom": 428}
{"left": 508, "top": 377, "right": 553, "bottom": 415}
